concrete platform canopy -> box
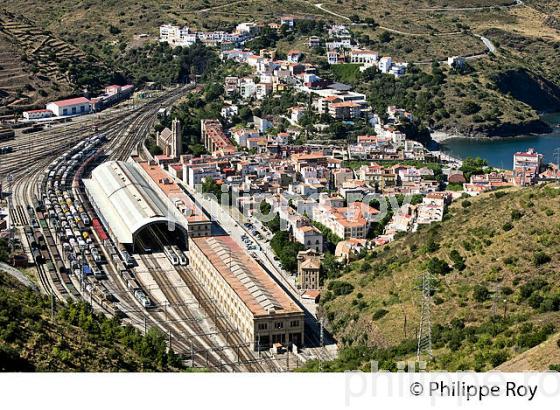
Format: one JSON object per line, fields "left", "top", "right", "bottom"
{"left": 83, "top": 160, "right": 188, "bottom": 251}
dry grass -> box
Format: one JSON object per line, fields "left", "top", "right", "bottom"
{"left": 496, "top": 332, "right": 560, "bottom": 371}
{"left": 323, "top": 184, "right": 560, "bottom": 348}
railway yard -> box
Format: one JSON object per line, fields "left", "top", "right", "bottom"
{"left": 0, "top": 86, "right": 322, "bottom": 372}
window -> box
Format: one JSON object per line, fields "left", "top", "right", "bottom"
{"left": 258, "top": 323, "right": 267, "bottom": 330}
{"left": 290, "top": 320, "right": 300, "bottom": 328}
{"left": 274, "top": 322, "right": 283, "bottom": 329}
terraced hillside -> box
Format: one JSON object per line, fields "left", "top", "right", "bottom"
{"left": 309, "top": 184, "right": 560, "bottom": 371}
{"left": 0, "top": 10, "right": 108, "bottom": 115}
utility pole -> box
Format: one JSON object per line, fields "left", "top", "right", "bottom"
{"left": 416, "top": 271, "right": 433, "bottom": 362}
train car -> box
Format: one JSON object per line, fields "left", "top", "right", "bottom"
{"left": 171, "top": 245, "right": 187, "bottom": 266}
{"left": 134, "top": 289, "right": 152, "bottom": 308}
{"left": 121, "top": 270, "right": 139, "bottom": 290}
{"left": 56, "top": 260, "right": 67, "bottom": 276}
{"left": 105, "top": 302, "right": 125, "bottom": 319}
{"left": 92, "top": 266, "right": 106, "bottom": 280}
{"left": 97, "top": 264, "right": 110, "bottom": 280}
{"left": 32, "top": 249, "right": 43, "bottom": 264}
{"left": 120, "top": 250, "right": 134, "bottom": 268}
{"left": 164, "top": 246, "right": 179, "bottom": 266}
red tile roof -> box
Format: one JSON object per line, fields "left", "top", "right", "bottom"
{"left": 50, "top": 97, "right": 91, "bottom": 107}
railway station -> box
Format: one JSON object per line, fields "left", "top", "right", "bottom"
{"left": 83, "top": 160, "right": 189, "bottom": 253}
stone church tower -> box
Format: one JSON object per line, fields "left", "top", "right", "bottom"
{"left": 171, "top": 118, "right": 182, "bottom": 158}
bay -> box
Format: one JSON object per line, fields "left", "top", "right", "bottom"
{"left": 439, "top": 113, "right": 560, "bottom": 169}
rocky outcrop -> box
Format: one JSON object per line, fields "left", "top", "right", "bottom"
{"left": 492, "top": 68, "right": 560, "bottom": 113}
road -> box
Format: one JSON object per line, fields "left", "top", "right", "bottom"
{"left": 178, "top": 181, "right": 338, "bottom": 360}
{"left": 475, "top": 34, "right": 497, "bottom": 53}
{"left": 419, "top": 0, "right": 523, "bottom": 12}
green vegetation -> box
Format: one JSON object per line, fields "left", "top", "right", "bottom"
{"left": 330, "top": 64, "right": 361, "bottom": 83}
{"left": 312, "top": 184, "right": 560, "bottom": 371}
{"left": 0, "top": 238, "right": 9, "bottom": 263}
{"left": 201, "top": 178, "right": 222, "bottom": 199}
{"left": 270, "top": 231, "right": 304, "bottom": 272}
{"left": 0, "top": 271, "right": 188, "bottom": 371}
{"left": 312, "top": 221, "right": 342, "bottom": 252}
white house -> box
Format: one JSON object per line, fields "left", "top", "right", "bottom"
{"left": 378, "top": 57, "right": 393, "bottom": 73}
{"left": 22, "top": 109, "right": 53, "bottom": 120}
{"left": 46, "top": 97, "right": 92, "bottom": 117}
{"left": 291, "top": 106, "right": 306, "bottom": 123}
{"left": 327, "top": 51, "right": 339, "bottom": 65}
{"left": 350, "top": 49, "right": 378, "bottom": 64}
{"left": 221, "top": 104, "right": 239, "bottom": 119}
{"left": 239, "top": 79, "right": 257, "bottom": 99}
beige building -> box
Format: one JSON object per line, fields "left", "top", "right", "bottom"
{"left": 156, "top": 118, "right": 182, "bottom": 158}
{"left": 297, "top": 249, "right": 322, "bottom": 290}
{"left": 188, "top": 235, "right": 304, "bottom": 349}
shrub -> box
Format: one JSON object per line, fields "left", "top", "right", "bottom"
{"left": 527, "top": 293, "right": 544, "bottom": 309}
{"left": 372, "top": 309, "right": 389, "bottom": 321}
{"left": 502, "top": 222, "right": 513, "bottom": 232}
{"left": 449, "top": 250, "right": 466, "bottom": 271}
{"left": 511, "top": 209, "right": 523, "bottom": 220}
{"left": 328, "top": 280, "right": 355, "bottom": 297}
{"left": 427, "top": 257, "right": 451, "bottom": 275}
{"left": 461, "top": 101, "right": 481, "bottom": 115}
{"left": 533, "top": 252, "right": 551, "bottom": 266}
{"left": 473, "top": 284, "right": 491, "bottom": 302}
{"left": 461, "top": 200, "right": 471, "bottom": 208}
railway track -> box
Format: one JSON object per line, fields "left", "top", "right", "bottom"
{"left": 7, "top": 86, "right": 188, "bottom": 298}
{"left": 177, "top": 265, "right": 282, "bottom": 372}
{"left": 2, "top": 84, "right": 286, "bottom": 372}
{"left": 138, "top": 253, "right": 245, "bottom": 371}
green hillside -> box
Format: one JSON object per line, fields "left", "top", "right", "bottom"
{"left": 0, "top": 270, "right": 187, "bottom": 372}
{"left": 302, "top": 184, "right": 560, "bottom": 372}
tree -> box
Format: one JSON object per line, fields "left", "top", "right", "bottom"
{"left": 426, "top": 257, "right": 451, "bottom": 275}
{"left": 473, "top": 284, "right": 490, "bottom": 302}
{"left": 533, "top": 251, "right": 551, "bottom": 266}
{"left": 270, "top": 231, "right": 304, "bottom": 272}
{"left": 378, "top": 31, "right": 392, "bottom": 43}
{"left": 461, "top": 101, "right": 481, "bottom": 115}
{"left": 201, "top": 178, "right": 222, "bottom": 199}
{"left": 327, "top": 280, "right": 354, "bottom": 296}
{"left": 460, "top": 157, "right": 487, "bottom": 180}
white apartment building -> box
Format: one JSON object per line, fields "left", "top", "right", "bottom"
{"left": 350, "top": 49, "right": 378, "bottom": 64}
{"left": 187, "top": 164, "right": 222, "bottom": 188}
{"left": 159, "top": 24, "right": 197, "bottom": 47}
{"left": 294, "top": 225, "right": 323, "bottom": 253}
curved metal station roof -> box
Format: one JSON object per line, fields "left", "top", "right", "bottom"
{"left": 83, "top": 160, "right": 187, "bottom": 245}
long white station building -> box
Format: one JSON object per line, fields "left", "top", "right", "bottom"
{"left": 83, "top": 160, "right": 188, "bottom": 251}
